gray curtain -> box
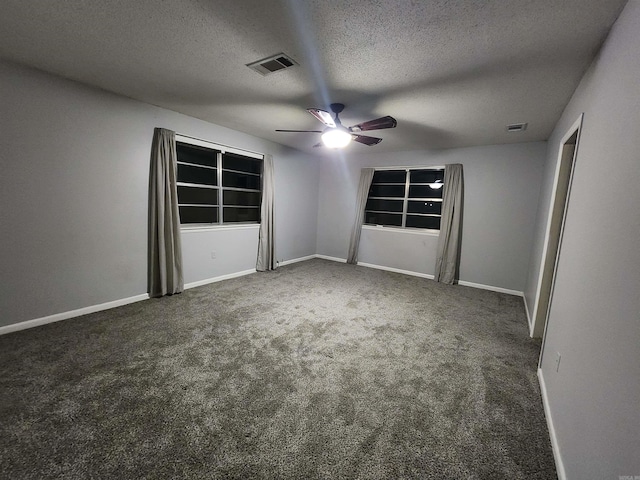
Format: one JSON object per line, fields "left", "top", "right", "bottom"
{"left": 148, "top": 128, "right": 184, "bottom": 297}
{"left": 434, "top": 163, "right": 464, "bottom": 284}
{"left": 256, "top": 154, "right": 276, "bottom": 271}
{"left": 347, "top": 168, "right": 375, "bottom": 264}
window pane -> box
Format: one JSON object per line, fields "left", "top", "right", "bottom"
{"left": 179, "top": 206, "right": 218, "bottom": 224}
{"left": 223, "top": 207, "right": 260, "bottom": 223}
{"left": 365, "top": 211, "right": 403, "bottom": 226}
{"left": 407, "top": 200, "right": 441, "bottom": 215}
{"left": 368, "top": 184, "right": 405, "bottom": 197}
{"left": 365, "top": 198, "right": 404, "bottom": 212}
{"left": 223, "top": 190, "right": 261, "bottom": 207}
{"left": 177, "top": 186, "right": 218, "bottom": 205}
{"left": 222, "top": 153, "right": 262, "bottom": 174}
{"left": 176, "top": 142, "right": 218, "bottom": 167}
{"left": 408, "top": 185, "right": 444, "bottom": 199}
{"left": 410, "top": 170, "right": 444, "bottom": 184}
{"left": 406, "top": 215, "right": 441, "bottom": 229}
{"left": 361, "top": 168, "right": 444, "bottom": 231}
{"left": 178, "top": 164, "right": 217, "bottom": 186}
{"left": 222, "top": 170, "right": 261, "bottom": 190}
{"left": 372, "top": 170, "right": 406, "bottom": 184}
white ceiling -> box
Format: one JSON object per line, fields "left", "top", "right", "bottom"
{"left": 0, "top": 0, "right": 627, "bottom": 153}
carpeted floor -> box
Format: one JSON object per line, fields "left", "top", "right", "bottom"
{"left": 0, "top": 259, "right": 557, "bottom": 479}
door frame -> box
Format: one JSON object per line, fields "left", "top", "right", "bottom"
{"left": 531, "top": 114, "right": 583, "bottom": 345}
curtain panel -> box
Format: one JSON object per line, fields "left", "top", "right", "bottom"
{"left": 256, "top": 154, "right": 276, "bottom": 271}
{"left": 148, "top": 128, "right": 184, "bottom": 296}
{"left": 434, "top": 163, "right": 464, "bottom": 284}
{"left": 347, "top": 168, "right": 375, "bottom": 264}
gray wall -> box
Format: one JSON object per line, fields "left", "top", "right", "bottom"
{"left": 526, "top": 1, "right": 640, "bottom": 477}
{"left": 316, "top": 143, "right": 546, "bottom": 292}
{"left": 0, "top": 60, "right": 319, "bottom": 328}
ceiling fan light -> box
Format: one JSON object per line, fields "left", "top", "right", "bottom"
{"left": 429, "top": 180, "right": 443, "bottom": 189}
{"left": 321, "top": 128, "right": 352, "bottom": 148}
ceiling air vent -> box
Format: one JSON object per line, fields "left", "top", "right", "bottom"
{"left": 247, "top": 53, "right": 298, "bottom": 76}
{"left": 506, "top": 123, "right": 528, "bottom": 132}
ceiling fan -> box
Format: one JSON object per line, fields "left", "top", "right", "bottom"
{"left": 276, "top": 103, "right": 397, "bottom": 148}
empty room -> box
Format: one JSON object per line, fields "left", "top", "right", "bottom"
{"left": 1, "top": 1, "right": 638, "bottom": 479}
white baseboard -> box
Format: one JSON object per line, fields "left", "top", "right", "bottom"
{"left": 524, "top": 295, "right": 534, "bottom": 335}
{"left": 314, "top": 254, "right": 347, "bottom": 263}
{"left": 356, "top": 261, "right": 435, "bottom": 280}
{"left": 538, "top": 369, "right": 566, "bottom": 480}
{"left": 0, "top": 293, "right": 149, "bottom": 336}
{"left": 457, "top": 280, "right": 523, "bottom": 297}
{"left": 2, "top": 268, "right": 257, "bottom": 336}
{"left": 316, "top": 255, "right": 523, "bottom": 296}
{"left": 278, "top": 255, "right": 316, "bottom": 266}
{"left": 184, "top": 268, "right": 256, "bottom": 289}
{"left": 0, "top": 257, "right": 525, "bottom": 335}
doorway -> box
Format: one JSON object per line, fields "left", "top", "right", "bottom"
{"left": 531, "top": 114, "right": 583, "bottom": 343}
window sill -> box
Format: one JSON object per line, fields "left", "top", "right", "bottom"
{"left": 181, "top": 223, "right": 260, "bottom": 233}
{"left": 362, "top": 224, "right": 440, "bottom": 237}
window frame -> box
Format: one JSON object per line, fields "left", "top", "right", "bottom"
{"left": 175, "top": 134, "right": 264, "bottom": 229}
{"left": 364, "top": 166, "right": 445, "bottom": 234}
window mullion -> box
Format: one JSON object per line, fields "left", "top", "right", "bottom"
{"left": 217, "top": 152, "right": 223, "bottom": 224}
{"left": 401, "top": 169, "right": 410, "bottom": 227}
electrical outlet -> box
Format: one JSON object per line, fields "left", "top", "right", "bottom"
{"left": 555, "top": 352, "right": 562, "bottom": 372}
{"left": 210, "top": 251, "right": 216, "bottom": 260}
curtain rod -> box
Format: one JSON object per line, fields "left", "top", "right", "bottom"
{"left": 364, "top": 165, "right": 445, "bottom": 171}
{"left": 175, "top": 133, "right": 265, "bottom": 159}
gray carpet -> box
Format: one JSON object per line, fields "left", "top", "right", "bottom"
{"left": 0, "top": 259, "right": 556, "bottom": 479}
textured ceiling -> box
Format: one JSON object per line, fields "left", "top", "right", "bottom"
{"left": 0, "top": 0, "right": 627, "bottom": 153}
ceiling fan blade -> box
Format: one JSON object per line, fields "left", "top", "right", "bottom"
{"left": 275, "top": 129, "right": 323, "bottom": 133}
{"left": 306, "top": 108, "right": 336, "bottom": 128}
{"left": 349, "top": 115, "right": 397, "bottom": 132}
{"left": 352, "top": 134, "right": 382, "bottom": 146}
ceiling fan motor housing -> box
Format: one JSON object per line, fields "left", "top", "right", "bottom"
{"left": 330, "top": 103, "right": 345, "bottom": 114}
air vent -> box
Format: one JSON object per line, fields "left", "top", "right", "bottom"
{"left": 247, "top": 53, "right": 298, "bottom": 76}
{"left": 506, "top": 123, "right": 528, "bottom": 132}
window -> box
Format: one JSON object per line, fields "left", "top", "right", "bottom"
{"left": 365, "top": 168, "right": 444, "bottom": 230}
{"left": 175, "top": 138, "right": 263, "bottom": 225}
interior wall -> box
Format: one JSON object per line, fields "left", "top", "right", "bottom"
{"left": 528, "top": 1, "right": 640, "bottom": 477}
{"left": 316, "top": 143, "right": 546, "bottom": 292}
{"left": 0, "top": 60, "right": 319, "bottom": 328}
